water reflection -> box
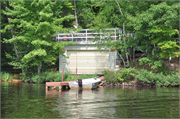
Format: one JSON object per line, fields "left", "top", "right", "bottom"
{"left": 1, "top": 82, "right": 179, "bottom": 118}
{"left": 46, "top": 87, "right": 179, "bottom": 118}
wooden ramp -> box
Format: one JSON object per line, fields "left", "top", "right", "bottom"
{"left": 46, "top": 81, "right": 73, "bottom": 90}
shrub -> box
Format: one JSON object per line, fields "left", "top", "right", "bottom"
{"left": 102, "top": 68, "right": 139, "bottom": 83}
{"left": 0, "top": 72, "right": 4, "bottom": 79}
{"left": 102, "top": 69, "right": 118, "bottom": 83}
{"left": 77, "top": 74, "right": 97, "bottom": 80}
{"left": 0, "top": 72, "right": 13, "bottom": 81}
{"left": 66, "top": 74, "right": 75, "bottom": 81}
{"left": 4, "top": 73, "right": 10, "bottom": 81}
{"left": 135, "top": 69, "right": 179, "bottom": 87}
{"left": 13, "top": 74, "right": 20, "bottom": 79}
{"left": 116, "top": 68, "right": 139, "bottom": 82}
{"left": 31, "top": 71, "right": 65, "bottom": 83}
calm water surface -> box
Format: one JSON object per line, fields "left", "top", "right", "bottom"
{"left": 1, "top": 82, "right": 179, "bottom": 118}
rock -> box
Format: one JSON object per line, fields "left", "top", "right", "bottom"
{"left": 117, "top": 83, "right": 121, "bottom": 86}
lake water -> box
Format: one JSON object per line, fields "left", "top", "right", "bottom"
{"left": 1, "top": 82, "right": 179, "bottom": 118}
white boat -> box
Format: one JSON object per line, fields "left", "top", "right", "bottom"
{"left": 69, "top": 78, "right": 101, "bottom": 90}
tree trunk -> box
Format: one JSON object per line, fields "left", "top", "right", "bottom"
{"left": 129, "top": 48, "right": 132, "bottom": 62}
{"left": 74, "top": 0, "right": 78, "bottom": 27}
{"left": 3, "top": 3, "right": 25, "bottom": 74}
{"left": 169, "top": 54, "right": 171, "bottom": 75}
{"left": 117, "top": 51, "right": 126, "bottom": 67}
{"left": 133, "top": 47, "right": 135, "bottom": 62}
{"left": 38, "top": 62, "right": 42, "bottom": 75}
{"left": 115, "top": 0, "right": 129, "bottom": 66}
{"left": 13, "top": 41, "right": 25, "bottom": 74}
{"left": 123, "top": 23, "right": 129, "bottom": 66}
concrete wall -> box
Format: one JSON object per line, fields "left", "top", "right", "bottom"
{"left": 59, "top": 44, "right": 117, "bottom": 74}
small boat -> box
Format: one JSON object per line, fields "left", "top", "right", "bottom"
{"left": 69, "top": 78, "right": 101, "bottom": 90}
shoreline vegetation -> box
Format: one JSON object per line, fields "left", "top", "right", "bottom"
{"left": 1, "top": 68, "right": 179, "bottom": 88}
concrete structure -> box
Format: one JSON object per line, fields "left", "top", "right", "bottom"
{"left": 56, "top": 28, "right": 133, "bottom": 74}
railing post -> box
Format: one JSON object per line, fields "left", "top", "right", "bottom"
{"left": 86, "top": 29, "right": 87, "bottom": 43}
{"left": 100, "top": 29, "right": 101, "bottom": 42}
{"left": 62, "top": 68, "right": 64, "bottom": 82}
{"left": 71, "top": 34, "right": 73, "bottom": 41}
{"left": 115, "top": 30, "right": 116, "bottom": 41}
{"left": 76, "top": 68, "right": 77, "bottom": 81}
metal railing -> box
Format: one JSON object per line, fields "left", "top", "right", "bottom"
{"left": 56, "top": 28, "right": 134, "bottom": 44}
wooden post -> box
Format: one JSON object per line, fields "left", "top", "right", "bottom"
{"left": 62, "top": 68, "right": 64, "bottom": 82}
{"left": 76, "top": 68, "right": 77, "bottom": 81}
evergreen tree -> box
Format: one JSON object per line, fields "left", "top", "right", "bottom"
{"left": 1, "top": 0, "right": 76, "bottom": 77}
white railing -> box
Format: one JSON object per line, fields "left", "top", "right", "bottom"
{"left": 56, "top": 28, "right": 133, "bottom": 44}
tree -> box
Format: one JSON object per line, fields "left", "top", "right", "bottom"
{"left": 1, "top": 0, "right": 76, "bottom": 77}
{"left": 127, "top": 1, "right": 179, "bottom": 74}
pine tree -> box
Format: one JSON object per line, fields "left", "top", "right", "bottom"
{"left": 1, "top": 0, "right": 76, "bottom": 76}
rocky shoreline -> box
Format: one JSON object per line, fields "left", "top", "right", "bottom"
{"left": 1, "top": 78, "right": 178, "bottom": 88}
{"left": 98, "top": 76, "right": 159, "bottom": 87}
{"left": 98, "top": 80, "right": 158, "bottom": 87}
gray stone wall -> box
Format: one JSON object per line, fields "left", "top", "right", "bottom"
{"left": 59, "top": 54, "right": 67, "bottom": 73}
{"left": 109, "top": 51, "right": 117, "bottom": 69}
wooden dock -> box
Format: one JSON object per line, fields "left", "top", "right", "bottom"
{"left": 46, "top": 81, "right": 73, "bottom": 90}
{"left": 46, "top": 68, "right": 75, "bottom": 90}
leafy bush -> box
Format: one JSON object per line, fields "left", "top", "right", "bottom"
{"left": 135, "top": 69, "right": 179, "bottom": 86}
{"left": 13, "top": 74, "right": 20, "bottom": 79}
{"left": 0, "top": 72, "right": 13, "bottom": 81}
{"left": 77, "top": 74, "right": 97, "bottom": 80}
{"left": 4, "top": 72, "right": 10, "bottom": 81}
{"left": 117, "top": 68, "right": 139, "bottom": 82}
{"left": 102, "top": 69, "right": 118, "bottom": 83}
{"left": 31, "top": 71, "right": 63, "bottom": 83}
{"left": 103, "top": 68, "right": 139, "bottom": 83}
{"left": 0, "top": 72, "right": 4, "bottom": 79}
{"left": 30, "top": 71, "right": 99, "bottom": 83}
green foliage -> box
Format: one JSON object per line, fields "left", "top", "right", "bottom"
{"left": 77, "top": 74, "right": 97, "bottom": 80}
{"left": 158, "top": 41, "right": 180, "bottom": 59}
{"left": 30, "top": 71, "right": 98, "bottom": 83}
{"left": 31, "top": 71, "right": 61, "bottom": 83}
{"left": 0, "top": 72, "right": 13, "bottom": 81}
{"left": 12, "top": 74, "right": 19, "bottom": 79}
{"left": 135, "top": 69, "right": 179, "bottom": 87}
{"left": 139, "top": 56, "right": 165, "bottom": 73}
{"left": 1, "top": 0, "right": 76, "bottom": 76}
{"left": 103, "top": 68, "right": 179, "bottom": 87}
{"left": 117, "top": 68, "right": 139, "bottom": 82}
{"left": 102, "top": 68, "right": 139, "bottom": 83}
{"left": 102, "top": 69, "right": 118, "bottom": 83}
{"left": 2, "top": 1, "right": 180, "bottom": 77}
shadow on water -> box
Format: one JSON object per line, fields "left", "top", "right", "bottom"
{"left": 1, "top": 82, "right": 179, "bottom": 118}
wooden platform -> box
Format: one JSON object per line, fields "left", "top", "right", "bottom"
{"left": 46, "top": 81, "right": 73, "bottom": 90}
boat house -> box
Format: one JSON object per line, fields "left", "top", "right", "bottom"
{"left": 56, "top": 28, "right": 133, "bottom": 74}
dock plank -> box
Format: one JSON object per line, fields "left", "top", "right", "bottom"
{"left": 46, "top": 81, "right": 73, "bottom": 90}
